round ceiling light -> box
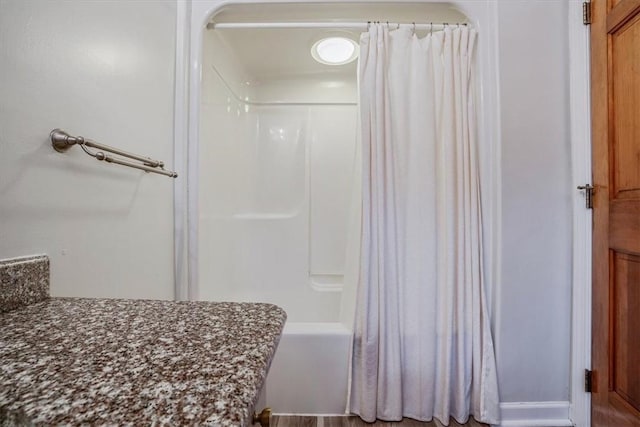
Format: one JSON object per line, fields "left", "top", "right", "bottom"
{"left": 311, "top": 37, "right": 359, "bottom": 65}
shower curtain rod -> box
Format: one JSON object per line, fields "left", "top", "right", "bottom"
{"left": 207, "top": 21, "right": 469, "bottom": 30}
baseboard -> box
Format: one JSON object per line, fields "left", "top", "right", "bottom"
{"left": 494, "top": 401, "right": 573, "bottom": 427}
{"left": 273, "top": 413, "right": 349, "bottom": 417}
{"left": 275, "top": 401, "right": 574, "bottom": 427}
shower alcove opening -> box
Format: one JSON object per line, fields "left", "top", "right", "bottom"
{"left": 177, "top": 1, "right": 501, "bottom": 416}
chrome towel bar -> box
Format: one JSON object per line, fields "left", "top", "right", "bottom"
{"left": 50, "top": 129, "right": 178, "bottom": 178}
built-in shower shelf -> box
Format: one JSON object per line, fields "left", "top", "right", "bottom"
{"left": 310, "top": 274, "right": 344, "bottom": 292}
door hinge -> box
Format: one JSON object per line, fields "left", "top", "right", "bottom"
{"left": 585, "top": 369, "right": 593, "bottom": 393}
{"left": 577, "top": 184, "right": 594, "bottom": 209}
{"left": 583, "top": 2, "right": 592, "bottom": 25}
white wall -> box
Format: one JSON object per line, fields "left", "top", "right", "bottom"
{"left": 0, "top": 0, "right": 177, "bottom": 300}
{"left": 496, "top": 0, "right": 572, "bottom": 404}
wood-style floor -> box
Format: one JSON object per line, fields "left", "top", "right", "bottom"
{"left": 271, "top": 415, "right": 488, "bottom": 427}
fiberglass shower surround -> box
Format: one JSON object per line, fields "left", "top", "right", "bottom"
{"left": 197, "top": 21, "right": 361, "bottom": 413}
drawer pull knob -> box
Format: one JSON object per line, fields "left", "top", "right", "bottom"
{"left": 252, "top": 407, "right": 271, "bottom": 427}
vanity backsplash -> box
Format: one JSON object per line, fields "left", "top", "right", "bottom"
{"left": 0, "top": 255, "right": 49, "bottom": 313}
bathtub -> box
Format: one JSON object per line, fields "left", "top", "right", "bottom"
{"left": 261, "top": 322, "right": 352, "bottom": 415}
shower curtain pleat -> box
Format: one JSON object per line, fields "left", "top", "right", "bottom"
{"left": 348, "top": 24, "right": 499, "bottom": 426}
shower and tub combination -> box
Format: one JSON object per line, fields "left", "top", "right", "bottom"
{"left": 178, "top": 0, "right": 501, "bottom": 418}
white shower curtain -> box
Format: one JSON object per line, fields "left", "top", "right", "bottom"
{"left": 348, "top": 24, "right": 499, "bottom": 425}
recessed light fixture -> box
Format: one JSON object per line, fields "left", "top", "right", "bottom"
{"left": 311, "top": 37, "right": 359, "bottom": 65}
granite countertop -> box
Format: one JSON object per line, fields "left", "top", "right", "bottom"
{"left": 0, "top": 298, "right": 286, "bottom": 426}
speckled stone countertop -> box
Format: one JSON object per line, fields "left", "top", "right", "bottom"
{"left": 0, "top": 298, "right": 286, "bottom": 426}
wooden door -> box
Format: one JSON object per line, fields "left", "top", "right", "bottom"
{"left": 591, "top": 0, "right": 640, "bottom": 425}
